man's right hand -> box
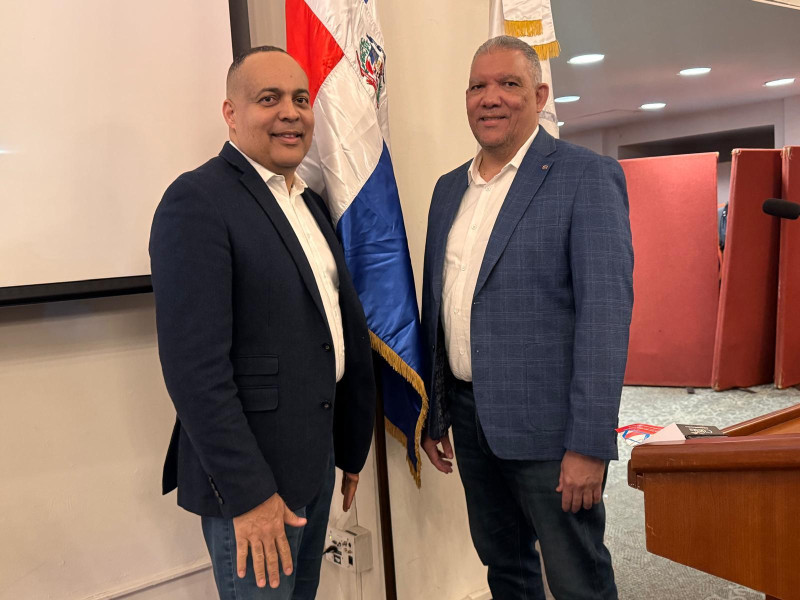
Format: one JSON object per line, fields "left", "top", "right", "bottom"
{"left": 232, "top": 493, "right": 307, "bottom": 589}
{"left": 422, "top": 430, "right": 454, "bottom": 474}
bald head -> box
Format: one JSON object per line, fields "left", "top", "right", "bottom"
{"left": 226, "top": 45, "right": 289, "bottom": 99}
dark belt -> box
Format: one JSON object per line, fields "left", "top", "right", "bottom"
{"left": 453, "top": 378, "right": 473, "bottom": 391}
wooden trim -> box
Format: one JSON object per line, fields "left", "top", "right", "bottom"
{"left": 629, "top": 434, "right": 800, "bottom": 476}
{"left": 81, "top": 560, "right": 211, "bottom": 600}
{"left": 723, "top": 403, "right": 800, "bottom": 436}
{"left": 0, "top": 276, "right": 152, "bottom": 307}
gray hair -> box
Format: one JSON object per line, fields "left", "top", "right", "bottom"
{"left": 473, "top": 35, "right": 542, "bottom": 85}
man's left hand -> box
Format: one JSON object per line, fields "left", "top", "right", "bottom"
{"left": 341, "top": 472, "right": 359, "bottom": 512}
{"left": 555, "top": 450, "right": 605, "bottom": 513}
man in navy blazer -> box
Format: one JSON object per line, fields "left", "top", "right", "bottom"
{"left": 150, "top": 47, "right": 375, "bottom": 600}
{"left": 421, "top": 36, "right": 633, "bottom": 599}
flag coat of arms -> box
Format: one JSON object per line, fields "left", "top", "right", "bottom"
{"left": 286, "top": 0, "right": 428, "bottom": 484}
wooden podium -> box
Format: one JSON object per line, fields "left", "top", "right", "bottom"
{"left": 628, "top": 404, "right": 800, "bottom": 600}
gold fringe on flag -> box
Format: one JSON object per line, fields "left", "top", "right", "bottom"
{"left": 532, "top": 40, "right": 561, "bottom": 61}
{"left": 369, "top": 330, "right": 429, "bottom": 488}
{"left": 504, "top": 19, "right": 543, "bottom": 37}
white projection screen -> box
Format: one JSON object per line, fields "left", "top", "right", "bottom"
{"left": 0, "top": 1, "right": 232, "bottom": 290}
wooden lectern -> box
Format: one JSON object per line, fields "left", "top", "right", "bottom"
{"left": 628, "top": 404, "right": 800, "bottom": 600}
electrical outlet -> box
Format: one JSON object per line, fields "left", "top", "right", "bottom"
{"left": 323, "top": 525, "right": 373, "bottom": 573}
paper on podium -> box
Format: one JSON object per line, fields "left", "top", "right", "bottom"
{"left": 616, "top": 423, "right": 664, "bottom": 445}
{"left": 645, "top": 423, "right": 725, "bottom": 444}
{"left": 616, "top": 423, "right": 725, "bottom": 446}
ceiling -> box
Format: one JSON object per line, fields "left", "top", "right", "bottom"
{"left": 550, "top": 0, "right": 800, "bottom": 134}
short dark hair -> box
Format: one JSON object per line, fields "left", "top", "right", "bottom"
{"left": 226, "top": 45, "right": 288, "bottom": 93}
{"left": 473, "top": 35, "right": 542, "bottom": 85}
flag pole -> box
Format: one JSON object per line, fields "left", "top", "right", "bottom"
{"left": 373, "top": 359, "right": 398, "bottom": 600}
{"left": 227, "top": 0, "right": 251, "bottom": 58}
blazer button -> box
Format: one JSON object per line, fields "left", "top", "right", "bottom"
{"left": 321, "top": 401, "right": 332, "bottom": 410}
{"left": 322, "top": 343, "right": 332, "bottom": 351}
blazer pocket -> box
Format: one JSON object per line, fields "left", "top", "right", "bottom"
{"left": 233, "top": 354, "right": 279, "bottom": 389}
{"left": 239, "top": 386, "right": 279, "bottom": 412}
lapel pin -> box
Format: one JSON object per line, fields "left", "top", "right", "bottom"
{"left": 542, "top": 165, "right": 549, "bottom": 170}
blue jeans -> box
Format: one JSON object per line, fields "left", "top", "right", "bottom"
{"left": 450, "top": 380, "right": 617, "bottom": 600}
{"left": 201, "top": 452, "right": 336, "bottom": 600}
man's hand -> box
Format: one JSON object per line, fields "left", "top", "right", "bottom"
{"left": 421, "top": 430, "right": 454, "bottom": 474}
{"left": 232, "top": 493, "right": 307, "bottom": 588}
{"left": 341, "top": 472, "right": 359, "bottom": 512}
{"left": 555, "top": 450, "right": 606, "bottom": 513}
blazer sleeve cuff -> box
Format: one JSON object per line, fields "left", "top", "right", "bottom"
{"left": 564, "top": 424, "right": 619, "bottom": 461}
{"left": 215, "top": 471, "right": 279, "bottom": 519}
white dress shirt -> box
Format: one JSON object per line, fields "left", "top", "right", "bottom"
{"left": 232, "top": 143, "right": 345, "bottom": 382}
{"left": 442, "top": 127, "right": 539, "bottom": 381}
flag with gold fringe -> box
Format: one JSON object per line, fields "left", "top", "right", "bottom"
{"left": 490, "top": 0, "right": 561, "bottom": 137}
{"left": 285, "top": 0, "right": 428, "bottom": 486}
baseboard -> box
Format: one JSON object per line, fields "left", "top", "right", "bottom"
{"left": 81, "top": 560, "right": 212, "bottom": 600}
{"left": 463, "top": 589, "right": 491, "bottom": 600}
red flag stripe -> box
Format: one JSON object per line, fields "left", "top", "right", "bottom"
{"left": 285, "top": 0, "right": 344, "bottom": 104}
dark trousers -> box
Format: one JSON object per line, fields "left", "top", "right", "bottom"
{"left": 450, "top": 380, "right": 617, "bottom": 600}
{"left": 201, "top": 451, "right": 336, "bottom": 600}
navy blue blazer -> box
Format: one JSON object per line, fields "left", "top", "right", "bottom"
{"left": 150, "top": 142, "right": 376, "bottom": 518}
{"left": 422, "top": 129, "right": 633, "bottom": 461}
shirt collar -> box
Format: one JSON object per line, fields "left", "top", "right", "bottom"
{"left": 467, "top": 125, "right": 539, "bottom": 185}
{"left": 229, "top": 141, "right": 307, "bottom": 194}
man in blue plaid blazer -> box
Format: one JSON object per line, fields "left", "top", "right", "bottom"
{"left": 421, "top": 36, "right": 633, "bottom": 599}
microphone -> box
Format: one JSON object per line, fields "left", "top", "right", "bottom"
{"left": 763, "top": 198, "right": 800, "bottom": 220}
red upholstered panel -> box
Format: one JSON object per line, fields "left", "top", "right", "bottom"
{"left": 620, "top": 153, "right": 720, "bottom": 387}
{"left": 775, "top": 146, "right": 800, "bottom": 389}
{"left": 712, "top": 149, "right": 782, "bottom": 391}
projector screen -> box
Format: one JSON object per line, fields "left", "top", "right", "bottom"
{"left": 0, "top": 1, "right": 232, "bottom": 289}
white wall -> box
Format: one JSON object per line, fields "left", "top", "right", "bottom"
{"left": 785, "top": 95, "right": 800, "bottom": 146}
{"left": 0, "top": 296, "right": 216, "bottom": 600}
{"left": 376, "top": 1, "right": 492, "bottom": 599}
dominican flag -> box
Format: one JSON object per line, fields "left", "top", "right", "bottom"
{"left": 286, "top": 0, "right": 428, "bottom": 485}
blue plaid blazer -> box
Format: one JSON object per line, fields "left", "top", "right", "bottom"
{"left": 422, "top": 128, "right": 633, "bottom": 461}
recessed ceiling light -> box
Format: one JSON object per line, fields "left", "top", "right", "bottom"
{"left": 640, "top": 102, "right": 667, "bottom": 110}
{"left": 557, "top": 121, "right": 565, "bottom": 127}
{"left": 568, "top": 54, "right": 604, "bottom": 65}
{"left": 679, "top": 67, "right": 711, "bottom": 76}
{"left": 555, "top": 96, "right": 580, "bottom": 103}
{"left": 765, "top": 78, "right": 795, "bottom": 87}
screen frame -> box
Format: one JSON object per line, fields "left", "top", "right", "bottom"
{"left": 1, "top": 0, "right": 250, "bottom": 307}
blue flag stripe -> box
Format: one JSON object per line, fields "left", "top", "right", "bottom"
{"left": 336, "top": 143, "right": 428, "bottom": 482}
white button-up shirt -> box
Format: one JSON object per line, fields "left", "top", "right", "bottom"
{"left": 442, "top": 127, "right": 539, "bottom": 381}
{"left": 233, "top": 143, "right": 345, "bottom": 382}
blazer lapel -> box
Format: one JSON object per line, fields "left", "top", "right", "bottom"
{"left": 220, "top": 143, "right": 328, "bottom": 324}
{"left": 473, "top": 129, "right": 557, "bottom": 298}
{"left": 431, "top": 166, "right": 470, "bottom": 308}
